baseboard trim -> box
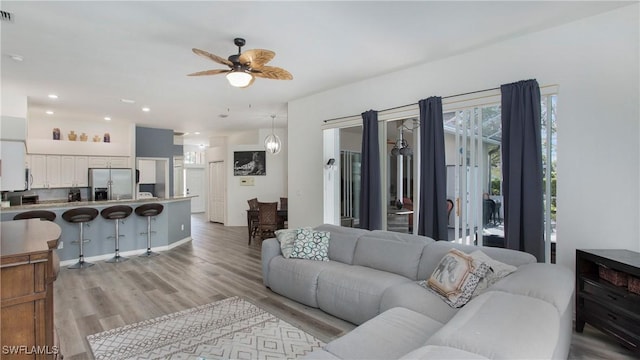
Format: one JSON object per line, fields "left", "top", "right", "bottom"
{"left": 59, "top": 237, "right": 193, "bottom": 266}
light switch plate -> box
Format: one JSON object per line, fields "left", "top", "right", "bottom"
{"left": 240, "top": 177, "right": 255, "bottom": 186}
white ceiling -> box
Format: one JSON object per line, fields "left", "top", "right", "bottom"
{"left": 1, "top": 1, "right": 630, "bottom": 145}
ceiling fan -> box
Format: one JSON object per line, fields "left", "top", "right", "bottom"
{"left": 188, "top": 38, "right": 293, "bottom": 88}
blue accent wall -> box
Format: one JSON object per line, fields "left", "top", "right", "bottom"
{"left": 136, "top": 126, "right": 184, "bottom": 196}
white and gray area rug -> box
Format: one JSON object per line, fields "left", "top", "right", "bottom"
{"left": 87, "top": 296, "right": 324, "bottom": 360}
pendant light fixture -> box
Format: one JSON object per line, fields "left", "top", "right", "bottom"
{"left": 264, "top": 114, "right": 282, "bottom": 154}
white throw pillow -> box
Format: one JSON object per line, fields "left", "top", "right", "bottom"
{"left": 470, "top": 250, "right": 517, "bottom": 296}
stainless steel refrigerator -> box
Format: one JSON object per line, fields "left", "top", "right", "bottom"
{"left": 89, "top": 168, "right": 133, "bottom": 201}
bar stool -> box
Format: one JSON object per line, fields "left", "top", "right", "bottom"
{"left": 62, "top": 207, "right": 98, "bottom": 269}
{"left": 101, "top": 205, "right": 133, "bottom": 263}
{"left": 14, "top": 210, "right": 57, "bottom": 222}
{"left": 135, "top": 203, "right": 164, "bottom": 257}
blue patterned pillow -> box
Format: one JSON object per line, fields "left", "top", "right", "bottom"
{"left": 275, "top": 227, "right": 312, "bottom": 258}
{"left": 289, "top": 229, "right": 330, "bottom": 261}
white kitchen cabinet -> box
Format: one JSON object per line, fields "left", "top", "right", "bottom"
{"left": 138, "top": 159, "right": 156, "bottom": 184}
{"left": 109, "top": 157, "right": 129, "bottom": 168}
{"left": 88, "top": 156, "right": 129, "bottom": 168}
{"left": 30, "top": 154, "right": 62, "bottom": 188}
{"left": 61, "top": 156, "right": 88, "bottom": 187}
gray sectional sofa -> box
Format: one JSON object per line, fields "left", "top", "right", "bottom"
{"left": 261, "top": 224, "right": 575, "bottom": 359}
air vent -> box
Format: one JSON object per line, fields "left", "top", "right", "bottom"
{"left": 1, "top": 10, "right": 14, "bottom": 22}
{"left": 174, "top": 132, "right": 185, "bottom": 136}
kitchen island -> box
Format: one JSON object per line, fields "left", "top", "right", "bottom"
{"left": 0, "top": 196, "right": 193, "bottom": 264}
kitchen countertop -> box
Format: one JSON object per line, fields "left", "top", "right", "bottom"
{"left": 0, "top": 195, "right": 196, "bottom": 212}
{"left": 1, "top": 219, "right": 61, "bottom": 258}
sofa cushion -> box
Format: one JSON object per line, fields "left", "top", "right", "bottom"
{"left": 426, "top": 291, "right": 559, "bottom": 359}
{"left": 324, "top": 307, "right": 443, "bottom": 360}
{"left": 353, "top": 235, "right": 426, "bottom": 280}
{"left": 417, "top": 241, "right": 536, "bottom": 280}
{"left": 268, "top": 256, "right": 351, "bottom": 307}
{"left": 369, "top": 230, "right": 435, "bottom": 246}
{"left": 380, "top": 282, "right": 459, "bottom": 324}
{"left": 315, "top": 224, "right": 369, "bottom": 265}
{"left": 424, "top": 249, "right": 490, "bottom": 308}
{"left": 490, "top": 263, "right": 574, "bottom": 314}
{"left": 290, "top": 228, "right": 330, "bottom": 261}
{"left": 399, "top": 345, "right": 490, "bottom": 359}
{"left": 317, "top": 265, "right": 411, "bottom": 325}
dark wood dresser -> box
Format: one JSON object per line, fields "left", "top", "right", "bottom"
{"left": 1, "top": 219, "right": 62, "bottom": 359}
{"left": 576, "top": 249, "right": 640, "bottom": 353}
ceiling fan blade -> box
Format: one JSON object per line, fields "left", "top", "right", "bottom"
{"left": 239, "top": 49, "right": 275, "bottom": 69}
{"left": 192, "top": 48, "right": 233, "bottom": 67}
{"left": 252, "top": 66, "right": 293, "bottom": 80}
{"left": 187, "top": 69, "right": 230, "bottom": 76}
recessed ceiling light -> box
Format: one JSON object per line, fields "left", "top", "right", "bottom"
{"left": 142, "top": 107, "right": 150, "bottom": 112}
{"left": 10, "top": 54, "right": 24, "bottom": 62}
{"left": 194, "top": 132, "right": 200, "bottom": 135}
{"left": 45, "top": 110, "right": 54, "bottom": 115}
{"left": 104, "top": 116, "right": 111, "bottom": 121}
{"left": 120, "top": 98, "right": 135, "bottom": 104}
{"left": 48, "top": 94, "right": 58, "bottom": 99}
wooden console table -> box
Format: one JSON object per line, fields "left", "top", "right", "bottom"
{"left": 575, "top": 249, "right": 640, "bottom": 353}
{"left": 1, "top": 219, "right": 62, "bottom": 359}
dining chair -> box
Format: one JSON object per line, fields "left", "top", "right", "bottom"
{"left": 257, "top": 201, "right": 279, "bottom": 242}
{"left": 279, "top": 197, "right": 288, "bottom": 228}
{"left": 247, "top": 198, "right": 260, "bottom": 244}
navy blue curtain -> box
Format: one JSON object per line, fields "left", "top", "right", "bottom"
{"left": 418, "top": 97, "right": 448, "bottom": 240}
{"left": 501, "top": 79, "right": 544, "bottom": 261}
{"left": 359, "top": 110, "right": 382, "bottom": 230}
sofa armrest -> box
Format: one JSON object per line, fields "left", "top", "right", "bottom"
{"left": 261, "top": 238, "right": 282, "bottom": 287}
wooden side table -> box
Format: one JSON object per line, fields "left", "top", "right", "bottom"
{"left": 1, "top": 219, "right": 62, "bottom": 359}
{"left": 575, "top": 249, "right": 640, "bottom": 353}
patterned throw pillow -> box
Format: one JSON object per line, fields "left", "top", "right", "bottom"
{"left": 420, "top": 249, "right": 489, "bottom": 308}
{"left": 275, "top": 227, "right": 311, "bottom": 258}
{"left": 470, "top": 250, "right": 518, "bottom": 296}
{"left": 289, "top": 228, "right": 330, "bottom": 261}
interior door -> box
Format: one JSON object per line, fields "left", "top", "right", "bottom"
{"left": 186, "top": 167, "right": 205, "bottom": 213}
{"left": 208, "top": 161, "right": 225, "bottom": 223}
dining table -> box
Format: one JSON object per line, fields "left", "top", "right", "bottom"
{"left": 246, "top": 208, "right": 288, "bottom": 242}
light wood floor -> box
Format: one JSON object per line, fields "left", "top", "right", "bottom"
{"left": 54, "top": 214, "right": 637, "bottom": 359}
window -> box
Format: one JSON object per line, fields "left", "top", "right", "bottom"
{"left": 323, "top": 87, "right": 557, "bottom": 262}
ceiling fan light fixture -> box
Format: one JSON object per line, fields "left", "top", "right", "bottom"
{"left": 226, "top": 70, "right": 253, "bottom": 88}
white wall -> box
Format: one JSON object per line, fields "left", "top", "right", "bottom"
{"left": 222, "top": 127, "right": 288, "bottom": 226}
{"left": 289, "top": 5, "right": 639, "bottom": 272}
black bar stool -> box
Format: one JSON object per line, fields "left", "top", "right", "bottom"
{"left": 14, "top": 210, "right": 57, "bottom": 222}
{"left": 135, "top": 203, "right": 164, "bottom": 257}
{"left": 62, "top": 207, "right": 98, "bottom": 269}
{"left": 101, "top": 205, "right": 133, "bottom": 263}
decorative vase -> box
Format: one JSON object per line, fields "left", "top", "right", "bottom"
{"left": 104, "top": 133, "right": 110, "bottom": 143}
{"left": 52, "top": 128, "right": 60, "bottom": 140}
{"left": 93, "top": 135, "right": 101, "bottom": 142}
{"left": 68, "top": 131, "right": 77, "bottom": 141}
{"left": 80, "top": 133, "right": 88, "bottom": 142}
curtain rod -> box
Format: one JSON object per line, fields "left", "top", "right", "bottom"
{"left": 323, "top": 86, "right": 500, "bottom": 123}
